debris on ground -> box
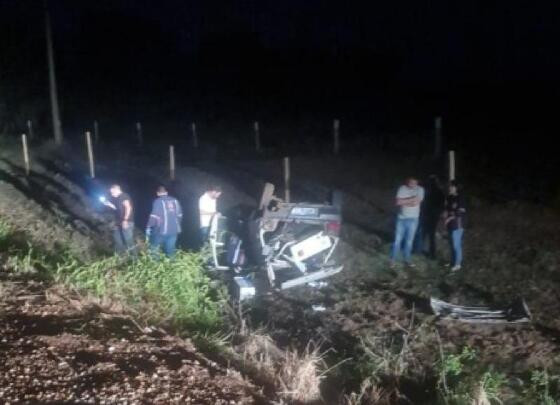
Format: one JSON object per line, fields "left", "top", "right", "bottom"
{"left": 431, "top": 297, "right": 531, "bottom": 324}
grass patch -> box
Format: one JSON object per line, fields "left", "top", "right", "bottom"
{"left": 436, "top": 345, "right": 507, "bottom": 404}
{"left": 232, "top": 325, "right": 327, "bottom": 403}
{"left": 0, "top": 217, "right": 225, "bottom": 334}
{"left": 54, "top": 253, "right": 225, "bottom": 333}
{"left": 522, "top": 369, "right": 560, "bottom": 405}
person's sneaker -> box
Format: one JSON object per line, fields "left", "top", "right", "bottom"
{"left": 405, "top": 262, "right": 416, "bottom": 269}
{"left": 451, "top": 265, "right": 461, "bottom": 272}
{"left": 389, "top": 261, "right": 397, "bottom": 269}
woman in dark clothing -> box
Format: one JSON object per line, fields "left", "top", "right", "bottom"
{"left": 444, "top": 180, "right": 466, "bottom": 271}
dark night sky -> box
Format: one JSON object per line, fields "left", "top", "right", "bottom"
{"left": 1, "top": 0, "right": 560, "bottom": 136}
{"left": 47, "top": 0, "right": 560, "bottom": 82}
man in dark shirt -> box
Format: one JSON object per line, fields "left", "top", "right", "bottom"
{"left": 146, "top": 186, "right": 183, "bottom": 258}
{"left": 101, "top": 184, "right": 136, "bottom": 256}
{"left": 416, "top": 174, "right": 445, "bottom": 259}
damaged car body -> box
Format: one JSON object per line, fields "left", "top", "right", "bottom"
{"left": 208, "top": 183, "right": 343, "bottom": 292}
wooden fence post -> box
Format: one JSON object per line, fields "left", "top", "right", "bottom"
{"left": 94, "top": 120, "right": 99, "bottom": 144}
{"left": 448, "top": 150, "right": 455, "bottom": 181}
{"left": 26, "top": 120, "right": 34, "bottom": 140}
{"left": 283, "top": 157, "right": 291, "bottom": 203}
{"left": 191, "top": 122, "right": 198, "bottom": 149}
{"left": 21, "top": 134, "right": 30, "bottom": 176}
{"left": 136, "top": 122, "right": 143, "bottom": 146}
{"left": 333, "top": 119, "right": 340, "bottom": 155}
{"left": 434, "top": 116, "right": 442, "bottom": 159}
{"left": 254, "top": 121, "right": 261, "bottom": 152}
{"left": 86, "top": 131, "right": 95, "bottom": 178}
{"left": 169, "top": 145, "right": 175, "bottom": 180}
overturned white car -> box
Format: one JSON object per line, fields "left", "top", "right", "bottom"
{"left": 208, "top": 183, "right": 343, "bottom": 292}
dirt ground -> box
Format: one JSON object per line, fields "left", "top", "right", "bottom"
{"left": 0, "top": 276, "right": 262, "bottom": 404}
{"left": 1, "top": 141, "right": 560, "bottom": 403}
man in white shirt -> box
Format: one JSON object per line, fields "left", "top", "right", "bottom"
{"left": 390, "top": 177, "right": 425, "bottom": 268}
{"left": 199, "top": 185, "right": 222, "bottom": 244}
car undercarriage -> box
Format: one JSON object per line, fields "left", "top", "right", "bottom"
{"left": 208, "top": 183, "right": 343, "bottom": 293}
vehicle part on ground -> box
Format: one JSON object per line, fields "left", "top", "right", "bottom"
{"left": 208, "top": 214, "right": 234, "bottom": 271}
{"left": 307, "top": 281, "right": 329, "bottom": 288}
{"left": 208, "top": 182, "right": 344, "bottom": 291}
{"left": 430, "top": 297, "right": 531, "bottom": 324}
{"left": 234, "top": 276, "right": 256, "bottom": 301}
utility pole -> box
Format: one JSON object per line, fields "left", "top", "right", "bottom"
{"left": 45, "top": 9, "right": 63, "bottom": 145}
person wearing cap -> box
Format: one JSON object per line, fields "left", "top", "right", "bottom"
{"left": 146, "top": 186, "right": 183, "bottom": 258}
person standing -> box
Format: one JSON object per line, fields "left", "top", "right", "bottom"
{"left": 146, "top": 186, "right": 183, "bottom": 258}
{"left": 198, "top": 185, "right": 222, "bottom": 244}
{"left": 444, "top": 180, "right": 466, "bottom": 272}
{"left": 390, "top": 177, "right": 424, "bottom": 268}
{"left": 101, "top": 184, "right": 136, "bottom": 256}
{"left": 416, "top": 174, "right": 445, "bottom": 259}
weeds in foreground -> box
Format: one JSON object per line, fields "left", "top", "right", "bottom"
{"left": 0, "top": 219, "right": 10, "bottom": 240}
{"left": 276, "top": 343, "right": 327, "bottom": 402}
{"left": 4, "top": 244, "right": 44, "bottom": 275}
{"left": 436, "top": 345, "right": 506, "bottom": 405}
{"left": 0, "top": 219, "right": 72, "bottom": 277}
{"left": 346, "top": 309, "right": 423, "bottom": 404}
{"left": 522, "top": 369, "right": 560, "bottom": 405}
{"left": 1, "top": 217, "right": 225, "bottom": 334}
{"left": 242, "top": 331, "right": 281, "bottom": 373}
{"left": 235, "top": 325, "right": 327, "bottom": 403}
{"left": 359, "top": 334, "right": 415, "bottom": 384}
{"left": 349, "top": 333, "right": 417, "bottom": 404}
{"left": 436, "top": 346, "right": 477, "bottom": 396}
{"left": 54, "top": 253, "right": 225, "bottom": 333}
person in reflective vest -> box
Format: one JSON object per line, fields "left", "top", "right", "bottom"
{"left": 146, "top": 186, "right": 183, "bottom": 258}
